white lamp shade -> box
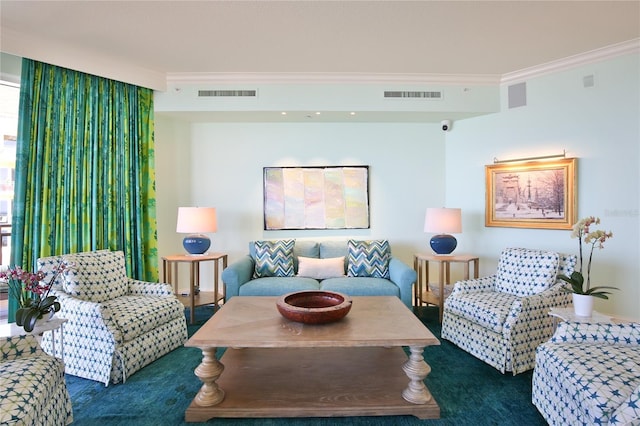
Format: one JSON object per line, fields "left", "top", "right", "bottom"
{"left": 424, "top": 208, "right": 462, "bottom": 234}
{"left": 176, "top": 207, "right": 218, "bottom": 233}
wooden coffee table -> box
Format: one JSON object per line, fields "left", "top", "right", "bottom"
{"left": 184, "top": 296, "right": 440, "bottom": 422}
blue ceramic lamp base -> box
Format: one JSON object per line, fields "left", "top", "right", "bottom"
{"left": 183, "top": 234, "right": 211, "bottom": 255}
{"left": 430, "top": 234, "right": 457, "bottom": 255}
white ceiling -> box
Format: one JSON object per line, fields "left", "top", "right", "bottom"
{"left": 1, "top": 1, "right": 638, "bottom": 123}
{"left": 1, "top": 1, "right": 639, "bottom": 81}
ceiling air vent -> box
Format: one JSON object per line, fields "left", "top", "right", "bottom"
{"left": 198, "top": 90, "right": 257, "bottom": 97}
{"left": 384, "top": 91, "right": 442, "bottom": 99}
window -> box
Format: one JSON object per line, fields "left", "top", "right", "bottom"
{"left": 0, "top": 81, "right": 19, "bottom": 265}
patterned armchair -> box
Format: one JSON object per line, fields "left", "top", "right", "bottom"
{"left": 533, "top": 321, "right": 640, "bottom": 425}
{"left": 441, "top": 247, "right": 576, "bottom": 374}
{"left": 37, "top": 250, "right": 188, "bottom": 385}
{"left": 0, "top": 334, "right": 73, "bottom": 425}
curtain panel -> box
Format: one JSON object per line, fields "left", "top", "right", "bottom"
{"left": 9, "top": 59, "right": 159, "bottom": 320}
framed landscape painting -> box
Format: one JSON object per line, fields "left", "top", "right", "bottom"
{"left": 485, "top": 158, "right": 577, "bottom": 229}
{"left": 263, "top": 165, "right": 370, "bottom": 230}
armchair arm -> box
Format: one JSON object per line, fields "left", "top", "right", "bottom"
{"left": 388, "top": 257, "right": 417, "bottom": 308}
{"left": 49, "top": 289, "right": 118, "bottom": 385}
{"left": 501, "top": 282, "right": 572, "bottom": 373}
{"left": 503, "top": 285, "right": 567, "bottom": 335}
{"left": 518, "top": 282, "right": 572, "bottom": 317}
{"left": 128, "top": 279, "right": 174, "bottom": 297}
{"left": 0, "top": 334, "right": 43, "bottom": 362}
{"left": 450, "top": 275, "right": 496, "bottom": 296}
{"left": 551, "top": 321, "right": 640, "bottom": 346}
{"left": 221, "top": 255, "right": 255, "bottom": 299}
{"left": 52, "top": 289, "right": 118, "bottom": 345}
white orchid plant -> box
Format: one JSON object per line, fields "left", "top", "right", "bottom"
{"left": 557, "top": 216, "right": 617, "bottom": 299}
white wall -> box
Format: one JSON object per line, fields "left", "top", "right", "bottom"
{"left": 154, "top": 120, "right": 447, "bottom": 291}
{"left": 154, "top": 116, "right": 192, "bottom": 270}
{"left": 155, "top": 52, "right": 639, "bottom": 320}
{"left": 446, "top": 53, "right": 640, "bottom": 319}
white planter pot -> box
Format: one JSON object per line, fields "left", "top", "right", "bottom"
{"left": 572, "top": 293, "right": 594, "bottom": 317}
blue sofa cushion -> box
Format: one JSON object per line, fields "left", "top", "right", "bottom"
{"left": 252, "top": 239, "right": 295, "bottom": 278}
{"left": 293, "top": 240, "right": 319, "bottom": 272}
{"left": 320, "top": 240, "right": 348, "bottom": 258}
{"left": 347, "top": 239, "right": 390, "bottom": 279}
{"left": 320, "top": 240, "right": 349, "bottom": 270}
{"left": 238, "top": 277, "right": 320, "bottom": 296}
{"left": 320, "top": 276, "right": 400, "bottom": 297}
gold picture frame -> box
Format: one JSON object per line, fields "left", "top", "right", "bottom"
{"left": 485, "top": 158, "right": 577, "bottom": 229}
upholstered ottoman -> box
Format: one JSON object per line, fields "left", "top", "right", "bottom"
{"left": 533, "top": 321, "right": 640, "bottom": 425}
{"left": 0, "top": 334, "right": 73, "bottom": 425}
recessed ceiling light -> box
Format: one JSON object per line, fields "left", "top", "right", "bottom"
{"left": 281, "top": 112, "right": 287, "bottom": 115}
{"left": 350, "top": 112, "right": 356, "bottom": 116}
{"left": 315, "top": 112, "right": 321, "bottom": 115}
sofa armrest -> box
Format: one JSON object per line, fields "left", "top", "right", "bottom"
{"left": 388, "top": 257, "right": 416, "bottom": 308}
{"left": 221, "top": 255, "right": 255, "bottom": 299}
{"left": 450, "top": 275, "right": 496, "bottom": 296}
{"left": 0, "top": 334, "right": 44, "bottom": 362}
{"left": 551, "top": 321, "right": 640, "bottom": 346}
{"left": 128, "top": 279, "right": 174, "bottom": 297}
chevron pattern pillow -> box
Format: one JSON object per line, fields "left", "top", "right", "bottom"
{"left": 347, "top": 239, "right": 390, "bottom": 279}
{"left": 253, "top": 239, "right": 295, "bottom": 278}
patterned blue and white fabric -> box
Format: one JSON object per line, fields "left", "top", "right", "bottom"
{"left": 444, "top": 290, "right": 519, "bottom": 333}
{"left": 252, "top": 239, "right": 295, "bottom": 278}
{"left": 533, "top": 321, "right": 640, "bottom": 426}
{"left": 441, "top": 248, "right": 576, "bottom": 374}
{"left": 0, "top": 334, "right": 73, "bottom": 425}
{"left": 556, "top": 252, "right": 578, "bottom": 279}
{"left": 37, "top": 250, "right": 188, "bottom": 385}
{"left": 62, "top": 250, "right": 129, "bottom": 302}
{"left": 494, "top": 248, "right": 559, "bottom": 297}
{"left": 346, "top": 239, "right": 391, "bottom": 279}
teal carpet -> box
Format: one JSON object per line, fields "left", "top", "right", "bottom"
{"left": 65, "top": 306, "right": 546, "bottom": 425}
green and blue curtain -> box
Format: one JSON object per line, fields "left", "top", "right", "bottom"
{"left": 9, "top": 59, "right": 158, "bottom": 321}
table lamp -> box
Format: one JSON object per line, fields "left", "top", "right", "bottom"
{"left": 424, "top": 207, "right": 462, "bottom": 255}
{"left": 176, "top": 207, "right": 217, "bottom": 255}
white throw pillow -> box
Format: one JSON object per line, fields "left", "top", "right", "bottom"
{"left": 297, "top": 256, "right": 345, "bottom": 279}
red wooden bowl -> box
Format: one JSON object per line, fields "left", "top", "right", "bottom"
{"left": 276, "top": 291, "right": 352, "bottom": 324}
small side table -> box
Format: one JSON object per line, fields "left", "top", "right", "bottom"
{"left": 414, "top": 253, "right": 480, "bottom": 323}
{"left": 0, "top": 317, "right": 68, "bottom": 362}
{"left": 162, "top": 253, "right": 228, "bottom": 324}
{"left": 549, "top": 307, "right": 612, "bottom": 327}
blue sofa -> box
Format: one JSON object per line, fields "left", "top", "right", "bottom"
{"left": 221, "top": 239, "right": 417, "bottom": 308}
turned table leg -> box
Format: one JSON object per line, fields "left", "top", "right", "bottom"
{"left": 193, "top": 347, "right": 225, "bottom": 406}
{"left": 401, "top": 345, "right": 433, "bottom": 404}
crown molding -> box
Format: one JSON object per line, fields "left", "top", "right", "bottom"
{"left": 1, "top": 28, "right": 167, "bottom": 91}
{"left": 501, "top": 38, "right": 640, "bottom": 85}
{"left": 165, "top": 72, "right": 501, "bottom": 87}
{"left": 166, "top": 39, "right": 639, "bottom": 88}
